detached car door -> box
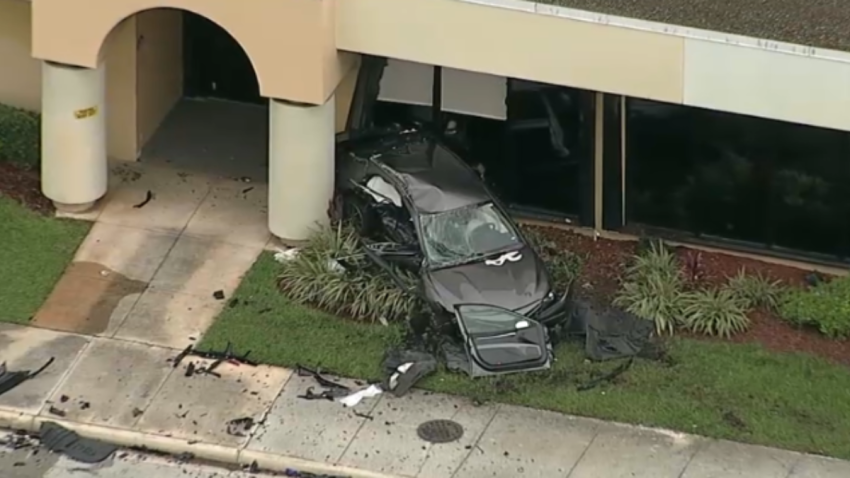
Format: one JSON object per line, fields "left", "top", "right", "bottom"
{"left": 454, "top": 304, "right": 552, "bottom": 377}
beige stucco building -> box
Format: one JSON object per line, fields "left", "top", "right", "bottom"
{"left": 2, "top": 0, "right": 850, "bottom": 245}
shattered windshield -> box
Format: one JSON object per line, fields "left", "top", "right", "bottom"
{"left": 420, "top": 202, "right": 520, "bottom": 266}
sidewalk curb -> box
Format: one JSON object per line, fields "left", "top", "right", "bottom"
{"left": 0, "top": 409, "right": 402, "bottom": 478}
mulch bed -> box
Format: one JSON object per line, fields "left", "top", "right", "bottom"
{"left": 0, "top": 162, "right": 53, "bottom": 214}
{"left": 524, "top": 224, "right": 850, "bottom": 366}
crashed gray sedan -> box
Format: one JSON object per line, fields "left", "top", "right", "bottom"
{"left": 334, "top": 125, "right": 572, "bottom": 377}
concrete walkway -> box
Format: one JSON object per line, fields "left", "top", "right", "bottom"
{"left": 2, "top": 162, "right": 849, "bottom": 477}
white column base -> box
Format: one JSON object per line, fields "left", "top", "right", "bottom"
{"left": 268, "top": 97, "right": 335, "bottom": 242}
{"left": 53, "top": 201, "right": 96, "bottom": 214}
{"left": 41, "top": 61, "right": 107, "bottom": 207}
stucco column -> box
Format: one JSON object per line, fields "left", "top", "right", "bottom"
{"left": 41, "top": 61, "right": 107, "bottom": 212}
{"left": 268, "top": 97, "right": 335, "bottom": 244}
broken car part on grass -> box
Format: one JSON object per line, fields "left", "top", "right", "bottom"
{"left": 330, "top": 125, "right": 654, "bottom": 379}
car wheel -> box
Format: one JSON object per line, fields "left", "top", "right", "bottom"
{"left": 342, "top": 192, "right": 375, "bottom": 236}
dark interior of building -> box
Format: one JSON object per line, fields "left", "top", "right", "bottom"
{"left": 182, "top": 12, "right": 262, "bottom": 105}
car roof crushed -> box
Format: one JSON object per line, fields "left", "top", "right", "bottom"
{"left": 347, "top": 129, "right": 491, "bottom": 214}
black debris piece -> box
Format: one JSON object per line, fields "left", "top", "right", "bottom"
{"left": 192, "top": 341, "right": 257, "bottom": 367}
{"left": 171, "top": 345, "right": 193, "bottom": 368}
{"left": 39, "top": 421, "right": 118, "bottom": 464}
{"left": 242, "top": 187, "right": 254, "bottom": 194}
{"left": 352, "top": 411, "right": 374, "bottom": 420}
{"left": 283, "top": 468, "right": 351, "bottom": 478}
{"left": 132, "top": 190, "right": 153, "bottom": 209}
{"left": 0, "top": 357, "right": 54, "bottom": 397}
{"left": 212, "top": 290, "right": 226, "bottom": 300}
{"left": 576, "top": 358, "right": 634, "bottom": 392}
{"left": 568, "top": 302, "right": 654, "bottom": 362}
{"left": 1, "top": 431, "right": 38, "bottom": 450}
{"left": 228, "top": 298, "right": 240, "bottom": 308}
{"left": 48, "top": 406, "right": 66, "bottom": 417}
{"left": 297, "top": 387, "right": 335, "bottom": 401}
{"left": 60, "top": 395, "right": 70, "bottom": 403}
{"left": 295, "top": 364, "right": 352, "bottom": 399}
{"left": 79, "top": 401, "right": 91, "bottom": 410}
{"left": 226, "top": 417, "right": 255, "bottom": 437}
{"left": 381, "top": 350, "right": 437, "bottom": 397}
{"left": 247, "top": 460, "right": 260, "bottom": 473}
{"left": 131, "top": 408, "right": 144, "bottom": 418}
{"left": 185, "top": 362, "right": 196, "bottom": 377}
{"left": 417, "top": 419, "right": 464, "bottom": 444}
{"left": 174, "top": 451, "right": 195, "bottom": 463}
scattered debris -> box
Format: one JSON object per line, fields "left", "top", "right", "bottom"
{"left": 723, "top": 410, "right": 748, "bottom": 431}
{"left": 297, "top": 387, "right": 336, "bottom": 401}
{"left": 242, "top": 187, "right": 254, "bottom": 194}
{"left": 576, "top": 358, "right": 634, "bottom": 392}
{"left": 174, "top": 451, "right": 195, "bottom": 463}
{"left": 131, "top": 408, "right": 144, "bottom": 418}
{"left": 212, "top": 290, "right": 226, "bottom": 300}
{"left": 60, "top": 395, "right": 69, "bottom": 403}
{"left": 282, "top": 469, "right": 350, "bottom": 478}
{"left": 274, "top": 248, "right": 300, "bottom": 263}
{"left": 170, "top": 345, "right": 193, "bottom": 368}
{"left": 47, "top": 406, "right": 66, "bottom": 417}
{"left": 1, "top": 431, "right": 39, "bottom": 450}
{"left": 225, "top": 417, "right": 255, "bottom": 437}
{"left": 168, "top": 342, "right": 258, "bottom": 377}
{"left": 417, "top": 419, "right": 464, "bottom": 444}
{"left": 228, "top": 298, "right": 240, "bottom": 308}
{"left": 79, "top": 401, "right": 91, "bottom": 410}
{"left": 352, "top": 411, "right": 374, "bottom": 420}
{"left": 246, "top": 460, "right": 260, "bottom": 473}
{"left": 132, "top": 190, "right": 154, "bottom": 209}
{"left": 39, "top": 421, "right": 118, "bottom": 463}
{"left": 0, "top": 357, "right": 54, "bottom": 397}
{"left": 339, "top": 384, "right": 382, "bottom": 408}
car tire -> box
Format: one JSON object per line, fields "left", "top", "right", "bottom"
{"left": 341, "top": 191, "right": 375, "bottom": 236}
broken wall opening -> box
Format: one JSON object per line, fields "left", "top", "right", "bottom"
{"left": 367, "top": 58, "right": 597, "bottom": 226}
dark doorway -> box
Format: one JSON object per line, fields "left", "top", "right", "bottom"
{"left": 183, "top": 12, "right": 262, "bottom": 104}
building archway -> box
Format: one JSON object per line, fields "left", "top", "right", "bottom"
{"left": 34, "top": 0, "right": 357, "bottom": 242}
{"left": 31, "top": 0, "right": 350, "bottom": 104}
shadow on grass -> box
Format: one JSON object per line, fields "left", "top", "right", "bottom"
{"left": 201, "top": 252, "right": 850, "bottom": 460}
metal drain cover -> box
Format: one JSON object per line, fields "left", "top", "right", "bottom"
{"left": 417, "top": 419, "right": 464, "bottom": 444}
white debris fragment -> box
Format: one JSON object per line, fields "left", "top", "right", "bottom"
{"left": 273, "top": 248, "right": 299, "bottom": 263}
{"left": 339, "top": 384, "right": 383, "bottom": 408}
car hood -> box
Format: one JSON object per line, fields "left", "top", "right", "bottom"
{"left": 423, "top": 247, "right": 549, "bottom": 312}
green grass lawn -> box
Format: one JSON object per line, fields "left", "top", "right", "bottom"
{"left": 202, "top": 252, "right": 850, "bottom": 460}
{"left": 0, "top": 196, "right": 91, "bottom": 323}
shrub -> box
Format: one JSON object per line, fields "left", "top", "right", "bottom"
{"left": 726, "top": 269, "right": 786, "bottom": 311}
{"left": 680, "top": 288, "right": 750, "bottom": 338}
{"left": 0, "top": 104, "right": 40, "bottom": 169}
{"left": 277, "top": 225, "right": 421, "bottom": 323}
{"left": 521, "top": 226, "right": 584, "bottom": 289}
{"left": 779, "top": 276, "right": 850, "bottom": 339}
{"left": 614, "top": 240, "right": 685, "bottom": 335}
{"left": 614, "top": 271, "right": 684, "bottom": 335}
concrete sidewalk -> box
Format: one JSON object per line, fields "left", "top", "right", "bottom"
{"left": 2, "top": 161, "right": 849, "bottom": 477}
{"left": 1, "top": 323, "right": 849, "bottom": 478}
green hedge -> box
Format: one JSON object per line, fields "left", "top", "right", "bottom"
{"left": 0, "top": 103, "right": 40, "bottom": 169}
{"left": 779, "top": 276, "right": 850, "bottom": 339}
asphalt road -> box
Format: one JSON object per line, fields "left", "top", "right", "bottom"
{"left": 1, "top": 445, "right": 261, "bottom": 478}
